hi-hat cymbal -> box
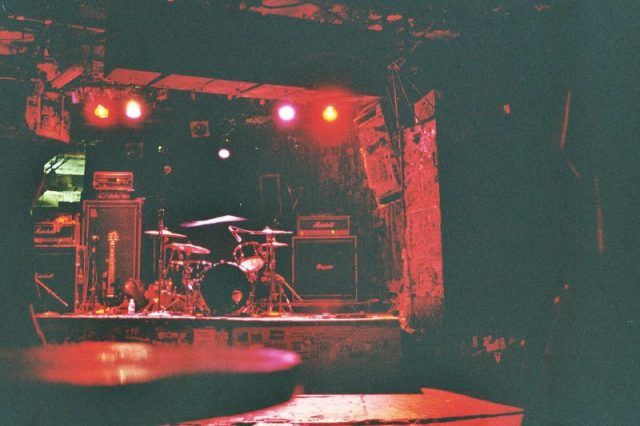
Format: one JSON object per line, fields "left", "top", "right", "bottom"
{"left": 181, "top": 215, "right": 247, "bottom": 228}
{"left": 144, "top": 228, "right": 187, "bottom": 238}
{"left": 262, "top": 241, "right": 288, "bottom": 248}
{"left": 166, "top": 242, "right": 210, "bottom": 255}
{"left": 240, "top": 226, "right": 292, "bottom": 236}
{"left": 260, "top": 226, "right": 292, "bottom": 235}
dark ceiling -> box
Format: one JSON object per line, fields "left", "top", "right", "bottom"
{"left": 0, "top": 0, "right": 560, "bottom": 93}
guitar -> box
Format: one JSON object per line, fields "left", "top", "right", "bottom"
{"left": 102, "top": 230, "right": 124, "bottom": 307}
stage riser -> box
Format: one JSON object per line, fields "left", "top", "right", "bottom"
{"left": 38, "top": 316, "right": 401, "bottom": 391}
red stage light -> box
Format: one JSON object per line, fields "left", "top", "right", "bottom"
{"left": 278, "top": 104, "right": 296, "bottom": 121}
{"left": 93, "top": 104, "right": 109, "bottom": 119}
{"left": 125, "top": 99, "right": 142, "bottom": 119}
{"left": 322, "top": 105, "right": 338, "bottom": 122}
{"left": 218, "top": 148, "right": 231, "bottom": 160}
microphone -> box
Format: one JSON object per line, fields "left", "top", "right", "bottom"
{"left": 90, "top": 235, "right": 100, "bottom": 243}
{"left": 228, "top": 225, "right": 242, "bottom": 243}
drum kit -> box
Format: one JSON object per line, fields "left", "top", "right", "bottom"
{"left": 131, "top": 212, "right": 302, "bottom": 317}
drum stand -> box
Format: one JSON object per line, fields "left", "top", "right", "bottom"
{"left": 262, "top": 236, "right": 302, "bottom": 315}
{"left": 143, "top": 208, "right": 173, "bottom": 315}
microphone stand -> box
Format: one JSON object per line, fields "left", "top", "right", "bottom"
{"left": 155, "top": 207, "right": 166, "bottom": 313}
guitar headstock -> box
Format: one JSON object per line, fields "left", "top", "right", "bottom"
{"left": 107, "top": 231, "right": 120, "bottom": 243}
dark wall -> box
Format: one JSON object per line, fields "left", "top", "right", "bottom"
{"left": 421, "top": 2, "right": 638, "bottom": 422}
{"left": 0, "top": 80, "right": 61, "bottom": 347}
{"left": 437, "top": 85, "right": 579, "bottom": 337}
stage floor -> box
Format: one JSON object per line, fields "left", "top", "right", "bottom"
{"left": 189, "top": 388, "right": 524, "bottom": 425}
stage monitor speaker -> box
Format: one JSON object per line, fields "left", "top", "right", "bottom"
{"left": 292, "top": 236, "right": 357, "bottom": 300}
{"left": 33, "top": 246, "right": 78, "bottom": 313}
{"left": 82, "top": 199, "right": 143, "bottom": 287}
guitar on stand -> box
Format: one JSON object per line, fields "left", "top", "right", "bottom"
{"left": 102, "top": 230, "right": 124, "bottom": 308}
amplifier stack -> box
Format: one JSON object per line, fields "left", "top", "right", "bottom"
{"left": 33, "top": 214, "right": 83, "bottom": 313}
{"left": 293, "top": 215, "right": 357, "bottom": 300}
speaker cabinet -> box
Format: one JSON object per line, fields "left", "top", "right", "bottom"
{"left": 292, "top": 236, "right": 357, "bottom": 300}
{"left": 33, "top": 246, "right": 79, "bottom": 313}
{"left": 82, "top": 199, "right": 143, "bottom": 286}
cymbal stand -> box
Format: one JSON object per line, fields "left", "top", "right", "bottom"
{"left": 240, "top": 270, "right": 262, "bottom": 315}
{"left": 180, "top": 254, "right": 196, "bottom": 315}
{"left": 144, "top": 208, "right": 170, "bottom": 314}
{"left": 263, "top": 235, "right": 302, "bottom": 314}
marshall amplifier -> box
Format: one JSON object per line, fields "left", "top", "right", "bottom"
{"left": 297, "top": 215, "right": 350, "bottom": 237}
{"left": 33, "top": 246, "right": 81, "bottom": 313}
{"left": 292, "top": 236, "right": 357, "bottom": 300}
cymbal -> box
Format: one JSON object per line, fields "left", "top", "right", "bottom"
{"left": 258, "top": 226, "right": 292, "bottom": 235}
{"left": 232, "top": 226, "right": 292, "bottom": 236}
{"left": 262, "top": 241, "right": 289, "bottom": 248}
{"left": 144, "top": 228, "right": 187, "bottom": 238}
{"left": 181, "top": 215, "right": 247, "bottom": 228}
{"left": 166, "top": 242, "right": 210, "bottom": 255}
{"left": 170, "top": 259, "right": 213, "bottom": 266}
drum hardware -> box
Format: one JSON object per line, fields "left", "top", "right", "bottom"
{"left": 261, "top": 233, "right": 302, "bottom": 315}
{"left": 233, "top": 241, "right": 266, "bottom": 274}
{"left": 143, "top": 208, "right": 189, "bottom": 313}
{"left": 226, "top": 225, "right": 302, "bottom": 315}
{"left": 167, "top": 257, "right": 213, "bottom": 315}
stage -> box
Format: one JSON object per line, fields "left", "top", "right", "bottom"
{"left": 36, "top": 311, "right": 403, "bottom": 392}
{"left": 33, "top": 312, "right": 526, "bottom": 424}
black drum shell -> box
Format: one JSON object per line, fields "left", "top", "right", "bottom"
{"left": 200, "top": 262, "right": 251, "bottom": 315}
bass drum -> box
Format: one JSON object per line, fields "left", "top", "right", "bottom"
{"left": 200, "top": 261, "right": 251, "bottom": 315}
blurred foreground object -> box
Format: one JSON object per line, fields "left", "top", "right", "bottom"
{"left": 0, "top": 342, "right": 300, "bottom": 425}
